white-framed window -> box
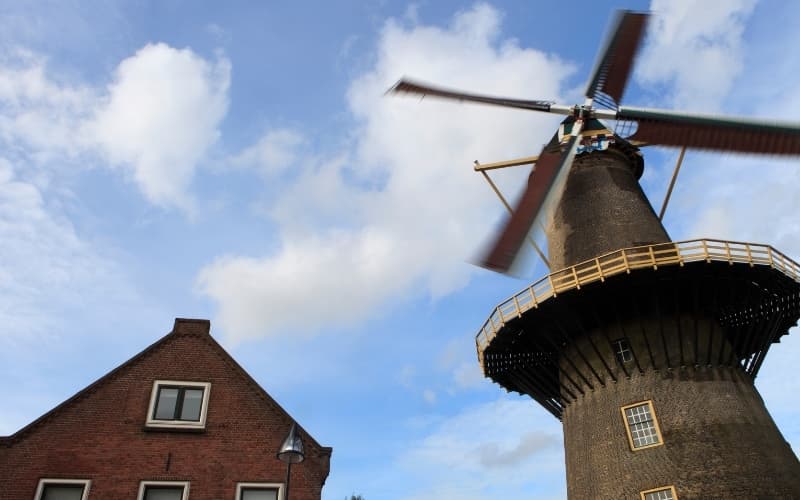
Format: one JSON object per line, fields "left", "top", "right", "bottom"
{"left": 146, "top": 380, "right": 210, "bottom": 429}
{"left": 34, "top": 479, "right": 91, "bottom": 500}
{"left": 621, "top": 400, "right": 663, "bottom": 451}
{"left": 137, "top": 481, "right": 190, "bottom": 500}
{"left": 611, "top": 337, "right": 633, "bottom": 364}
{"left": 640, "top": 485, "right": 677, "bottom": 500}
{"left": 235, "top": 482, "right": 284, "bottom": 500}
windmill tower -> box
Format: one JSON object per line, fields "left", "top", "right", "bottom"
{"left": 392, "top": 11, "right": 800, "bottom": 499}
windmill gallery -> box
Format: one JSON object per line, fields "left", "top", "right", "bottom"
{"left": 392, "top": 10, "right": 800, "bottom": 500}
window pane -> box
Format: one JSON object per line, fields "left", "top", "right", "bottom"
{"left": 241, "top": 488, "right": 279, "bottom": 500}
{"left": 155, "top": 387, "right": 179, "bottom": 419}
{"left": 144, "top": 486, "right": 184, "bottom": 500}
{"left": 41, "top": 485, "right": 85, "bottom": 500}
{"left": 180, "top": 389, "right": 203, "bottom": 421}
{"left": 625, "top": 404, "right": 652, "bottom": 425}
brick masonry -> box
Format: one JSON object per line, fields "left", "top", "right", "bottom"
{"left": 563, "top": 364, "right": 800, "bottom": 499}
{"left": 483, "top": 141, "right": 800, "bottom": 498}
{"left": 547, "top": 147, "right": 670, "bottom": 271}
{"left": 0, "top": 318, "right": 332, "bottom": 500}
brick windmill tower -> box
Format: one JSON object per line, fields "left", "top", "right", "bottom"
{"left": 392, "top": 11, "right": 800, "bottom": 499}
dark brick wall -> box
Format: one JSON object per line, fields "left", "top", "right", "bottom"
{"left": 0, "top": 319, "right": 331, "bottom": 500}
{"left": 563, "top": 360, "right": 800, "bottom": 499}
{"left": 499, "top": 137, "right": 800, "bottom": 498}
{"left": 547, "top": 146, "right": 670, "bottom": 271}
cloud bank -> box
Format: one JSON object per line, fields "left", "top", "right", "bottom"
{"left": 197, "top": 4, "right": 574, "bottom": 341}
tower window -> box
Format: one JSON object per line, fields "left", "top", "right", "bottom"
{"left": 611, "top": 337, "right": 633, "bottom": 364}
{"left": 146, "top": 380, "right": 211, "bottom": 429}
{"left": 640, "top": 485, "right": 677, "bottom": 500}
{"left": 621, "top": 400, "right": 663, "bottom": 450}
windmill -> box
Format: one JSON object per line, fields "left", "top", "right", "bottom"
{"left": 391, "top": 10, "right": 800, "bottom": 499}
{"left": 390, "top": 11, "right": 800, "bottom": 274}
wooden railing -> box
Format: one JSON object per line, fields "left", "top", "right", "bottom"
{"left": 475, "top": 239, "right": 800, "bottom": 352}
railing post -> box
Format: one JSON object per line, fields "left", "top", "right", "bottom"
{"left": 725, "top": 241, "right": 732, "bottom": 265}
{"left": 746, "top": 243, "right": 754, "bottom": 267}
{"left": 489, "top": 315, "right": 498, "bottom": 337}
{"left": 571, "top": 266, "right": 581, "bottom": 290}
{"left": 548, "top": 274, "right": 557, "bottom": 297}
{"left": 513, "top": 295, "right": 522, "bottom": 318}
{"left": 622, "top": 249, "right": 630, "bottom": 274}
{"left": 596, "top": 257, "right": 605, "bottom": 282}
{"left": 767, "top": 247, "right": 774, "bottom": 267}
{"left": 529, "top": 286, "right": 538, "bottom": 308}
{"left": 702, "top": 240, "right": 710, "bottom": 263}
{"left": 648, "top": 245, "right": 657, "bottom": 270}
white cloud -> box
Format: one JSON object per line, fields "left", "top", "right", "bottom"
{"left": 0, "top": 157, "right": 129, "bottom": 341}
{"left": 453, "top": 360, "right": 485, "bottom": 390}
{"left": 88, "top": 43, "right": 230, "bottom": 213}
{"left": 396, "top": 397, "right": 564, "bottom": 499}
{"left": 422, "top": 389, "right": 437, "bottom": 404}
{"left": 438, "top": 338, "right": 485, "bottom": 391}
{"left": 197, "top": 228, "right": 420, "bottom": 341}
{"left": 0, "top": 44, "right": 229, "bottom": 214}
{"left": 230, "top": 128, "right": 304, "bottom": 176}
{"left": 637, "top": 0, "right": 756, "bottom": 111}
{"left": 198, "top": 4, "right": 574, "bottom": 341}
{"left": 0, "top": 40, "right": 229, "bottom": 364}
{"left": 0, "top": 49, "right": 92, "bottom": 158}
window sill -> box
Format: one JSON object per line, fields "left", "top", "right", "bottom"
{"left": 143, "top": 424, "right": 207, "bottom": 433}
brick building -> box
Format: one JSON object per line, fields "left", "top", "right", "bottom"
{"left": 0, "top": 318, "right": 332, "bottom": 500}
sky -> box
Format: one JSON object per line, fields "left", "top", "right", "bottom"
{"left": 1, "top": 0, "right": 799, "bottom": 498}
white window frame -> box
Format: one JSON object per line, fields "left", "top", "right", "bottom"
{"left": 640, "top": 485, "right": 678, "bottom": 500}
{"left": 235, "top": 482, "right": 285, "bottom": 500}
{"left": 146, "top": 380, "right": 211, "bottom": 429}
{"left": 34, "top": 479, "right": 91, "bottom": 500}
{"left": 137, "top": 480, "right": 190, "bottom": 500}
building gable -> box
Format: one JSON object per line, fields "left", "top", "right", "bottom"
{"left": 0, "top": 318, "right": 331, "bottom": 500}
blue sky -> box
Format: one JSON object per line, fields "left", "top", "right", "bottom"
{"left": 1, "top": 1, "right": 799, "bottom": 498}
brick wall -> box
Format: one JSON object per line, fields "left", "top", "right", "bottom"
{"left": 0, "top": 319, "right": 331, "bottom": 500}
{"left": 547, "top": 146, "right": 669, "bottom": 271}
{"left": 563, "top": 360, "right": 800, "bottom": 499}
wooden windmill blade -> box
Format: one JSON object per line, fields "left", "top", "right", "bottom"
{"left": 388, "top": 10, "right": 655, "bottom": 275}
{"left": 584, "top": 11, "right": 649, "bottom": 107}
{"left": 615, "top": 106, "right": 800, "bottom": 155}
{"left": 481, "top": 120, "right": 583, "bottom": 273}
{"left": 389, "top": 8, "right": 800, "bottom": 276}
{"left": 389, "top": 79, "right": 556, "bottom": 113}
